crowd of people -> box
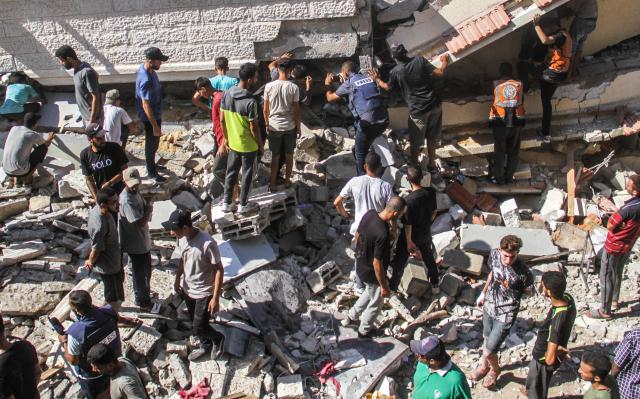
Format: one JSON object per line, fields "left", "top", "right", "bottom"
{"left": 1, "top": 1, "right": 639, "bottom": 398}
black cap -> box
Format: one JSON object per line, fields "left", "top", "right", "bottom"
{"left": 144, "top": 47, "right": 169, "bottom": 62}
{"left": 390, "top": 42, "right": 407, "bottom": 59}
{"left": 162, "top": 209, "right": 191, "bottom": 230}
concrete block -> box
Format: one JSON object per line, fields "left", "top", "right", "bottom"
{"left": 0, "top": 240, "right": 47, "bottom": 268}
{"left": 539, "top": 188, "right": 567, "bottom": 219}
{"left": 460, "top": 155, "right": 489, "bottom": 177}
{"left": 460, "top": 224, "right": 559, "bottom": 257}
{"left": 171, "top": 191, "right": 203, "bottom": 212}
{"left": 306, "top": 261, "right": 342, "bottom": 294}
{"left": 399, "top": 260, "right": 430, "bottom": 297}
{"left": 439, "top": 273, "right": 465, "bottom": 298}
{"left": 443, "top": 249, "right": 484, "bottom": 277}
{"left": 432, "top": 230, "right": 459, "bottom": 258}
{"left": 165, "top": 340, "right": 188, "bottom": 358}
{"left": 168, "top": 353, "right": 191, "bottom": 389}
{"left": 481, "top": 212, "right": 502, "bottom": 226}
{"left": 500, "top": 198, "right": 521, "bottom": 228}
{"left": 0, "top": 198, "right": 28, "bottom": 222}
{"left": 126, "top": 325, "right": 162, "bottom": 357}
{"left": 149, "top": 200, "right": 177, "bottom": 231}
{"left": 552, "top": 223, "right": 588, "bottom": 251}
{"left": 458, "top": 283, "right": 482, "bottom": 305}
{"left": 277, "top": 374, "right": 305, "bottom": 399}
{"left": 448, "top": 204, "right": 467, "bottom": 222}
{"left": 29, "top": 196, "right": 51, "bottom": 212}
{"left": 436, "top": 192, "right": 454, "bottom": 210}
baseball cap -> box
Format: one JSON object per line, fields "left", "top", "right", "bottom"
{"left": 85, "top": 123, "right": 106, "bottom": 138}
{"left": 410, "top": 336, "right": 445, "bottom": 358}
{"left": 144, "top": 47, "right": 169, "bottom": 62}
{"left": 105, "top": 89, "right": 120, "bottom": 105}
{"left": 123, "top": 168, "right": 141, "bottom": 187}
{"left": 161, "top": 209, "right": 191, "bottom": 230}
{"left": 390, "top": 42, "right": 407, "bottom": 59}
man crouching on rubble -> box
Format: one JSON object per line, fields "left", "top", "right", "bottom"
{"left": 341, "top": 196, "right": 406, "bottom": 338}
{"left": 164, "top": 209, "right": 225, "bottom": 361}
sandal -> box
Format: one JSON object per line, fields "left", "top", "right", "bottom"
{"left": 584, "top": 308, "right": 613, "bottom": 320}
{"left": 483, "top": 370, "right": 500, "bottom": 389}
{"left": 470, "top": 365, "right": 490, "bottom": 382}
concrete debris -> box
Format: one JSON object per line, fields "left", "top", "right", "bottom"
{"left": 499, "top": 198, "right": 521, "bottom": 228}
{"left": 399, "top": 259, "right": 430, "bottom": 297}
{"left": 460, "top": 224, "right": 559, "bottom": 257}
{"left": 277, "top": 374, "right": 305, "bottom": 399}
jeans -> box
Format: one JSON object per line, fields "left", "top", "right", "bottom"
{"left": 354, "top": 120, "right": 387, "bottom": 176}
{"left": 526, "top": 358, "right": 557, "bottom": 399}
{"left": 348, "top": 282, "right": 383, "bottom": 335}
{"left": 600, "top": 250, "right": 629, "bottom": 314}
{"left": 224, "top": 149, "right": 257, "bottom": 206}
{"left": 182, "top": 290, "right": 224, "bottom": 346}
{"left": 129, "top": 252, "right": 152, "bottom": 306}
{"left": 143, "top": 120, "right": 161, "bottom": 176}
{"left": 390, "top": 229, "right": 438, "bottom": 291}
{"left": 482, "top": 312, "right": 513, "bottom": 354}
{"left": 492, "top": 122, "right": 522, "bottom": 183}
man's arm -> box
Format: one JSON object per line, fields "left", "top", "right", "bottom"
{"left": 405, "top": 224, "right": 417, "bottom": 253}
{"left": 544, "top": 342, "right": 560, "bottom": 366}
{"left": 192, "top": 91, "right": 212, "bottom": 113}
{"left": 532, "top": 14, "right": 556, "bottom": 45}
{"left": 85, "top": 247, "right": 100, "bottom": 272}
{"left": 101, "top": 167, "right": 125, "bottom": 190}
{"left": 263, "top": 98, "right": 270, "bottom": 131}
{"left": 85, "top": 175, "right": 98, "bottom": 202}
{"left": 431, "top": 54, "right": 450, "bottom": 77}
{"left": 333, "top": 195, "right": 352, "bottom": 220}
{"left": 208, "top": 261, "right": 224, "bottom": 314}
{"left": 136, "top": 201, "right": 153, "bottom": 227}
{"left": 611, "top": 362, "right": 621, "bottom": 378}
{"left": 293, "top": 101, "right": 301, "bottom": 138}
{"left": 324, "top": 74, "right": 342, "bottom": 102}
{"left": 373, "top": 257, "right": 390, "bottom": 297}
{"left": 125, "top": 121, "right": 138, "bottom": 135}
{"left": 174, "top": 258, "right": 184, "bottom": 293}
{"left": 477, "top": 271, "right": 493, "bottom": 307}
{"left": 607, "top": 211, "right": 623, "bottom": 231}
{"left": 250, "top": 119, "right": 263, "bottom": 152}
{"left": 89, "top": 92, "right": 101, "bottom": 123}
{"left": 142, "top": 100, "right": 161, "bottom": 136}
{"left": 369, "top": 69, "right": 391, "bottom": 91}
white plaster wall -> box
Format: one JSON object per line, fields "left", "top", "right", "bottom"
{"left": 0, "top": 0, "right": 368, "bottom": 84}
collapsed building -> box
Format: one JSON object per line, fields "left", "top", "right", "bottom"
{"left": 1, "top": 0, "right": 640, "bottom": 398}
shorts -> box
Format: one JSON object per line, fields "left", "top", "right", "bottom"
{"left": 101, "top": 268, "right": 125, "bottom": 303}
{"left": 4, "top": 144, "right": 48, "bottom": 178}
{"left": 482, "top": 311, "right": 513, "bottom": 354}
{"left": 408, "top": 105, "right": 442, "bottom": 149}
{"left": 267, "top": 128, "right": 297, "bottom": 156}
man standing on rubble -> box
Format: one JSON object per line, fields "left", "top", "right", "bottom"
{"left": 80, "top": 123, "right": 129, "bottom": 202}
{"left": 334, "top": 152, "right": 394, "bottom": 290}
{"left": 532, "top": 14, "right": 573, "bottom": 140}
{"left": 389, "top": 166, "right": 437, "bottom": 291}
{"left": 264, "top": 58, "right": 301, "bottom": 191}
{"left": 325, "top": 60, "right": 389, "bottom": 176}
{"left": 55, "top": 45, "right": 102, "bottom": 126}
{"left": 119, "top": 168, "right": 153, "bottom": 311}
{"left": 220, "top": 62, "right": 263, "bottom": 214}
{"left": 473, "top": 235, "right": 533, "bottom": 389}
{"left": 87, "top": 188, "right": 125, "bottom": 311}
{"left": 589, "top": 175, "right": 640, "bottom": 320}
{"left": 373, "top": 43, "right": 449, "bottom": 171}
{"left": 525, "top": 271, "right": 576, "bottom": 399}
{"left": 164, "top": 209, "right": 225, "bottom": 361}
{"left": 341, "top": 196, "right": 406, "bottom": 338}
{"left": 489, "top": 62, "right": 525, "bottom": 185}
{"left": 136, "top": 47, "right": 169, "bottom": 183}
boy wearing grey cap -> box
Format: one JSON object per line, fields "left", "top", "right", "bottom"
{"left": 103, "top": 89, "right": 137, "bottom": 149}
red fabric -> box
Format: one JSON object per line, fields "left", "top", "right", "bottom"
{"left": 211, "top": 91, "right": 224, "bottom": 147}
{"left": 314, "top": 361, "right": 341, "bottom": 396}
{"left": 178, "top": 378, "right": 211, "bottom": 399}
{"left": 605, "top": 197, "right": 640, "bottom": 255}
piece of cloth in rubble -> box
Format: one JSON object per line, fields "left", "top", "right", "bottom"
{"left": 178, "top": 378, "right": 211, "bottom": 399}
{"left": 314, "top": 361, "right": 342, "bottom": 396}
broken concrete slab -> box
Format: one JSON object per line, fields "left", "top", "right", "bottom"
{"left": 433, "top": 230, "right": 459, "bottom": 258}
{"left": 0, "top": 240, "right": 47, "bottom": 268}
{"left": 443, "top": 249, "right": 485, "bottom": 277}
{"left": 320, "top": 151, "right": 357, "bottom": 182}
{"left": 460, "top": 224, "right": 559, "bottom": 257}
{"left": 306, "top": 261, "right": 342, "bottom": 294}
{"left": 0, "top": 198, "right": 28, "bottom": 222}
{"left": 29, "top": 196, "right": 51, "bottom": 212}
{"left": 439, "top": 272, "right": 466, "bottom": 297}
{"left": 500, "top": 198, "right": 521, "bottom": 228}
{"left": 277, "top": 374, "right": 304, "bottom": 399}
{"left": 216, "top": 235, "right": 277, "bottom": 283}
{"left": 168, "top": 353, "right": 191, "bottom": 389}
{"left": 149, "top": 200, "right": 177, "bottom": 231}
{"left": 400, "top": 259, "right": 430, "bottom": 297}
{"left": 539, "top": 188, "right": 567, "bottom": 220}
{"left": 552, "top": 223, "right": 589, "bottom": 251}
{"left": 125, "top": 324, "right": 162, "bottom": 357}
{"left": 171, "top": 191, "right": 203, "bottom": 212}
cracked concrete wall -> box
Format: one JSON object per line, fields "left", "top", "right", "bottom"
{"left": 0, "top": 0, "right": 369, "bottom": 85}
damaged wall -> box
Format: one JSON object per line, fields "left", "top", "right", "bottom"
{"left": 0, "top": 0, "right": 370, "bottom": 85}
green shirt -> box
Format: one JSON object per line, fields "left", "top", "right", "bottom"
{"left": 584, "top": 377, "right": 620, "bottom": 399}
{"left": 412, "top": 361, "right": 472, "bottom": 399}
{"left": 220, "top": 86, "right": 258, "bottom": 153}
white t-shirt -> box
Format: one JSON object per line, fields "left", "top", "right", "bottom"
{"left": 264, "top": 79, "right": 300, "bottom": 131}
{"left": 178, "top": 230, "right": 223, "bottom": 299}
{"left": 103, "top": 104, "right": 133, "bottom": 145}
{"left": 339, "top": 175, "right": 394, "bottom": 235}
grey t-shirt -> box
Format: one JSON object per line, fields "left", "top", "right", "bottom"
{"left": 264, "top": 79, "right": 300, "bottom": 131}
{"left": 178, "top": 230, "right": 222, "bottom": 299}
{"left": 88, "top": 205, "right": 121, "bottom": 275}
{"left": 484, "top": 248, "right": 533, "bottom": 324}
{"left": 74, "top": 62, "right": 101, "bottom": 124}
{"left": 110, "top": 357, "right": 148, "bottom": 399}
{"left": 339, "top": 175, "right": 394, "bottom": 236}
{"left": 1, "top": 126, "right": 45, "bottom": 175}
{"left": 118, "top": 189, "right": 151, "bottom": 255}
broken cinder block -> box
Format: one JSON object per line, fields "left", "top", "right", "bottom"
{"left": 400, "top": 260, "right": 430, "bottom": 297}
{"left": 439, "top": 273, "right": 466, "bottom": 298}
{"left": 306, "top": 261, "right": 343, "bottom": 294}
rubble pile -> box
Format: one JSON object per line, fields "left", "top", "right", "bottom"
{"left": 1, "top": 103, "right": 640, "bottom": 398}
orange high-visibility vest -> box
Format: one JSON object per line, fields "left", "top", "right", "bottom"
{"left": 548, "top": 31, "right": 573, "bottom": 73}
{"left": 489, "top": 79, "right": 525, "bottom": 120}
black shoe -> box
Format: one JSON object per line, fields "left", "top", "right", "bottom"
{"left": 358, "top": 331, "right": 373, "bottom": 339}
{"left": 156, "top": 165, "right": 168, "bottom": 172}
{"left": 151, "top": 174, "right": 167, "bottom": 183}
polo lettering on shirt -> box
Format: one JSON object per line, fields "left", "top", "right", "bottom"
{"left": 91, "top": 158, "right": 113, "bottom": 170}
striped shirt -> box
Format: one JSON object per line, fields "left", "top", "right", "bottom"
{"left": 605, "top": 197, "right": 640, "bottom": 255}
{"left": 614, "top": 329, "right": 640, "bottom": 399}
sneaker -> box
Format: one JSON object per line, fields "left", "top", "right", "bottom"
{"left": 358, "top": 330, "right": 373, "bottom": 339}
{"left": 222, "top": 203, "right": 236, "bottom": 213}
{"left": 238, "top": 202, "right": 259, "bottom": 214}
{"left": 340, "top": 315, "right": 354, "bottom": 327}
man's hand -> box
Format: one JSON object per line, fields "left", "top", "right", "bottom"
{"left": 280, "top": 51, "right": 294, "bottom": 60}
{"left": 47, "top": 131, "right": 56, "bottom": 141}
{"left": 84, "top": 260, "right": 94, "bottom": 272}
{"left": 368, "top": 69, "right": 379, "bottom": 81}
{"left": 100, "top": 181, "right": 111, "bottom": 190}
{"left": 217, "top": 141, "right": 229, "bottom": 157}
{"left": 58, "top": 334, "right": 67, "bottom": 343}
{"left": 174, "top": 279, "right": 181, "bottom": 294}
{"left": 381, "top": 286, "right": 391, "bottom": 298}
{"left": 325, "top": 73, "right": 334, "bottom": 86}
{"left": 407, "top": 240, "right": 417, "bottom": 254}
{"left": 533, "top": 14, "right": 541, "bottom": 25}
{"left": 208, "top": 297, "right": 220, "bottom": 314}
{"left": 439, "top": 54, "right": 450, "bottom": 65}
{"left": 152, "top": 124, "right": 162, "bottom": 137}
{"left": 305, "top": 76, "right": 313, "bottom": 91}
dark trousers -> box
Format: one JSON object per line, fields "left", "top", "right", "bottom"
{"left": 129, "top": 252, "right": 152, "bottom": 306}
{"left": 526, "top": 359, "right": 557, "bottom": 399}
{"left": 540, "top": 79, "right": 558, "bottom": 136}
{"left": 600, "top": 250, "right": 629, "bottom": 314}
{"left": 390, "top": 229, "right": 438, "bottom": 291}
{"left": 354, "top": 120, "right": 388, "bottom": 176}
{"left": 182, "top": 290, "right": 223, "bottom": 347}
{"left": 143, "top": 121, "right": 161, "bottom": 176}
{"left": 224, "top": 149, "right": 257, "bottom": 207}
{"left": 492, "top": 123, "right": 522, "bottom": 184}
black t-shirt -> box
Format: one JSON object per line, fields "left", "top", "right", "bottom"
{"left": 0, "top": 340, "right": 39, "bottom": 399}
{"left": 403, "top": 187, "right": 436, "bottom": 240}
{"left": 389, "top": 57, "right": 440, "bottom": 116}
{"left": 356, "top": 210, "right": 391, "bottom": 285}
{"left": 531, "top": 293, "right": 576, "bottom": 362}
{"left": 80, "top": 142, "right": 128, "bottom": 193}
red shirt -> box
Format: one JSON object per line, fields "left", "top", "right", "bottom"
{"left": 605, "top": 197, "right": 640, "bottom": 255}
{"left": 211, "top": 91, "right": 224, "bottom": 147}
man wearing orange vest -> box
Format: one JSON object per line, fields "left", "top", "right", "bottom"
{"left": 533, "top": 14, "right": 573, "bottom": 141}
{"left": 490, "top": 63, "right": 525, "bottom": 185}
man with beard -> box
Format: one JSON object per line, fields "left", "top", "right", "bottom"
{"left": 80, "top": 123, "right": 129, "bottom": 202}
{"left": 136, "top": 47, "right": 169, "bottom": 182}
{"left": 55, "top": 45, "right": 102, "bottom": 125}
